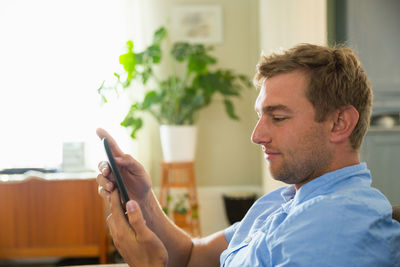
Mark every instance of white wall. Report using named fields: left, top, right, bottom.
left=258, top=0, right=327, bottom=193
left=259, top=0, right=327, bottom=53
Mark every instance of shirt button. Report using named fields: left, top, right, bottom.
left=244, top=236, right=252, bottom=243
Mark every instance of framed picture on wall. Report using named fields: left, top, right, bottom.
left=170, top=5, right=223, bottom=44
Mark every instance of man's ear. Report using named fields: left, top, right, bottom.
left=330, top=105, right=359, bottom=144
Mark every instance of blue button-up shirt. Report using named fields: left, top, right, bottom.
left=221, top=163, right=400, bottom=266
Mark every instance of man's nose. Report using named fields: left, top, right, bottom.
left=251, top=119, right=270, bottom=145
left=251, top=124, right=259, bottom=144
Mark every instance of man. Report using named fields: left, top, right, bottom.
left=96, top=44, right=400, bottom=266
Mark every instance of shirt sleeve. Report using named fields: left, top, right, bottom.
left=224, top=221, right=240, bottom=244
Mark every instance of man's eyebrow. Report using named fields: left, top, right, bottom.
left=262, top=105, right=292, bottom=113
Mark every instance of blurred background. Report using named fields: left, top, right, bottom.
left=0, top=0, right=399, bottom=265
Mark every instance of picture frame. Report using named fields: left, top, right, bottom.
left=170, top=5, right=223, bottom=44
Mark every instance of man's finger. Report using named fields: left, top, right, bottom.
left=96, top=173, right=114, bottom=190
left=106, top=213, right=115, bottom=236
left=96, top=128, right=124, bottom=156
left=110, top=189, right=124, bottom=216
left=98, top=185, right=112, bottom=201
left=109, top=188, right=130, bottom=231
left=115, top=154, right=141, bottom=169
left=98, top=161, right=110, bottom=175
left=126, top=200, right=150, bottom=241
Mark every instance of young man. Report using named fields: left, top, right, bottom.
left=96, top=44, right=400, bottom=266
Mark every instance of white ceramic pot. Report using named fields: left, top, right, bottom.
left=160, top=125, right=197, bottom=162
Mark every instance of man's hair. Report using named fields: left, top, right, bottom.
left=254, top=43, right=373, bottom=150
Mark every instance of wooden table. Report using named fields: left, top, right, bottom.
left=0, top=175, right=108, bottom=263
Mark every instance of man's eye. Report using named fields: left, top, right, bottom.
left=272, top=116, right=286, bottom=122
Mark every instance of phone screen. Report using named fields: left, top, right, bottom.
left=102, top=137, right=130, bottom=209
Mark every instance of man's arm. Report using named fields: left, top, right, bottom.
left=99, top=171, right=228, bottom=266
left=141, top=192, right=228, bottom=266
left=139, top=190, right=229, bottom=267
left=96, top=128, right=228, bottom=266
left=188, top=231, right=228, bottom=267
left=100, top=174, right=228, bottom=266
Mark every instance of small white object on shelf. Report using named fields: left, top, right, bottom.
left=375, top=115, right=396, bottom=128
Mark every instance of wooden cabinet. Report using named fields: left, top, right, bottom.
left=361, top=128, right=400, bottom=205
left=0, top=177, right=108, bottom=263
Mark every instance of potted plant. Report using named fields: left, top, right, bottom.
left=172, top=193, right=189, bottom=228
left=98, top=26, right=251, bottom=161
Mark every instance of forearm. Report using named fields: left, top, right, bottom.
left=140, top=190, right=193, bottom=267
left=187, top=231, right=227, bottom=267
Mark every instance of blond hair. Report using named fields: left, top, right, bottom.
left=254, top=44, right=372, bottom=150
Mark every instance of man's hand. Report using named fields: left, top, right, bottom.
left=107, top=188, right=168, bottom=267
left=96, top=128, right=152, bottom=204
left=95, top=128, right=226, bottom=267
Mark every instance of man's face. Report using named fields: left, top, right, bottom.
left=251, top=70, right=333, bottom=188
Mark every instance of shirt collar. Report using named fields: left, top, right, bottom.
left=281, top=185, right=296, bottom=202
left=280, top=163, right=371, bottom=204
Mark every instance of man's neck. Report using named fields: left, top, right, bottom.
left=295, top=151, right=360, bottom=190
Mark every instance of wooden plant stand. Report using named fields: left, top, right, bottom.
left=159, top=161, right=201, bottom=237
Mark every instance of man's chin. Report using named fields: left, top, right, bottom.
left=268, top=168, right=285, bottom=183
left=269, top=167, right=297, bottom=185
left=267, top=163, right=279, bottom=178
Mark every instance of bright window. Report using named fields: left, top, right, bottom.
left=0, top=0, right=137, bottom=171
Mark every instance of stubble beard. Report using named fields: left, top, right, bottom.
left=271, top=152, right=331, bottom=185
left=270, top=129, right=332, bottom=186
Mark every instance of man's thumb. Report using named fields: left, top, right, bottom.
left=126, top=200, right=148, bottom=240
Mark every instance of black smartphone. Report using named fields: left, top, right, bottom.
left=102, top=137, right=130, bottom=209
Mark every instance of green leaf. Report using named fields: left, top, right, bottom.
left=141, top=90, right=160, bottom=109
left=217, top=80, right=240, bottom=96
left=191, top=94, right=205, bottom=108
left=126, top=40, right=134, bottom=51
left=171, top=42, right=191, bottom=62
left=135, top=52, right=144, bottom=64
left=195, top=73, right=218, bottom=95
left=120, top=110, right=143, bottom=139
left=120, top=104, right=139, bottom=127
left=238, top=74, right=252, bottom=87
left=188, top=53, right=216, bottom=74
left=191, top=44, right=205, bottom=54
left=147, top=45, right=162, bottom=64
left=188, top=56, right=207, bottom=73
left=141, top=67, right=153, bottom=84
left=119, top=53, right=135, bottom=71
left=128, top=118, right=143, bottom=139
left=119, top=44, right=137, bottom=82
left=122, top=80, right=131, bottom=88
left=120, top=116, right=134, bottom=128
left=153, top=27, right=167, bottom=45
left=224, top=99, right=239, bottom=120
